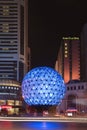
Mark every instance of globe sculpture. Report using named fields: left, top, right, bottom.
left=22, top=66, right=66, bottom=106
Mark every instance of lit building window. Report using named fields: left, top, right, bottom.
left=3, top=23, right=8, bottom=26
left=3, top=6, right=9, bottom=16
left=65, top=47, right=67, bottom=50
left=3, top=29, right=9, bottom=32
left=2, top=48, right=9, bottom=50
left=65, top=43, right=67, bottom=46
left=3, top=6, right=9, bottom=9
left=15, top=101, right=19, bottom=105
left=3, top=23, right=9, bottom=33
left=65, top=54, right=67, bottom=58
left=65, top=51, right=68, bottom=54
left=3, top=10, right=9, bottom=16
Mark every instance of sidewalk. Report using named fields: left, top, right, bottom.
left=0, top=116, right=87, bottom=122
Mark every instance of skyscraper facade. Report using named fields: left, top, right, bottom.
left=0, top=0, right=29, bottom=82
left=80, top=23, right=87, bottom=82
left=55, top=37, right=80, bottom=83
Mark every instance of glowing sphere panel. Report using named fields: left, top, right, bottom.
left=22, top=66, right=66, bottom=105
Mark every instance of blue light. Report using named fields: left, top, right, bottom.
left=21, top=122, right=66, bottom=129
left=22, top=66, right=66, bottom=105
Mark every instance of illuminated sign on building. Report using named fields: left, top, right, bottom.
left=0, top=105, right=12, bottom=109
left=62, top=37, right=79, bottom=40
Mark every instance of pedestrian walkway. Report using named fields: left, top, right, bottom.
left=0, top=116, right=87, bottom=122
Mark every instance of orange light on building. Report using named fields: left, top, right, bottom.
left=56, top=37, right=80, bottom=83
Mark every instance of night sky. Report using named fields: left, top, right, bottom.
left=28, top=0, right=87, bottom=68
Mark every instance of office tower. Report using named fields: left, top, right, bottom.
left=56, top=37, right=80, bottom=83
left=0, top=0, right=29, bottom=82
left=80, top=23, right=87, bottom=82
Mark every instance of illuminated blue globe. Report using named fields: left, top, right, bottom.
left=22, top=66, right=66, bottom=105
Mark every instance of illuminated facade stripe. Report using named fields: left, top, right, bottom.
left=56, top=37, right=80, bottom=83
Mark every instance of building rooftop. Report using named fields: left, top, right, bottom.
left=66, top=79, right=80, bottom=84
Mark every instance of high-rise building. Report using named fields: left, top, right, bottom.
left=80, top=23, right=87, bottom=82
left=0, top=0, right=30, bottom=82
left=55, top=37, right=80, bottom=83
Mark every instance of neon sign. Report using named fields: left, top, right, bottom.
left=62, top=37, right=79, bottom=40
left=1, top=105, right=12, bottom=109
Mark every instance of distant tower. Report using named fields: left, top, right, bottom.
left=0, top=0, right=30, bottom=82
left=80, top=24, right=87, bottom=82
left=55, top=37, right=80, bottom=83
